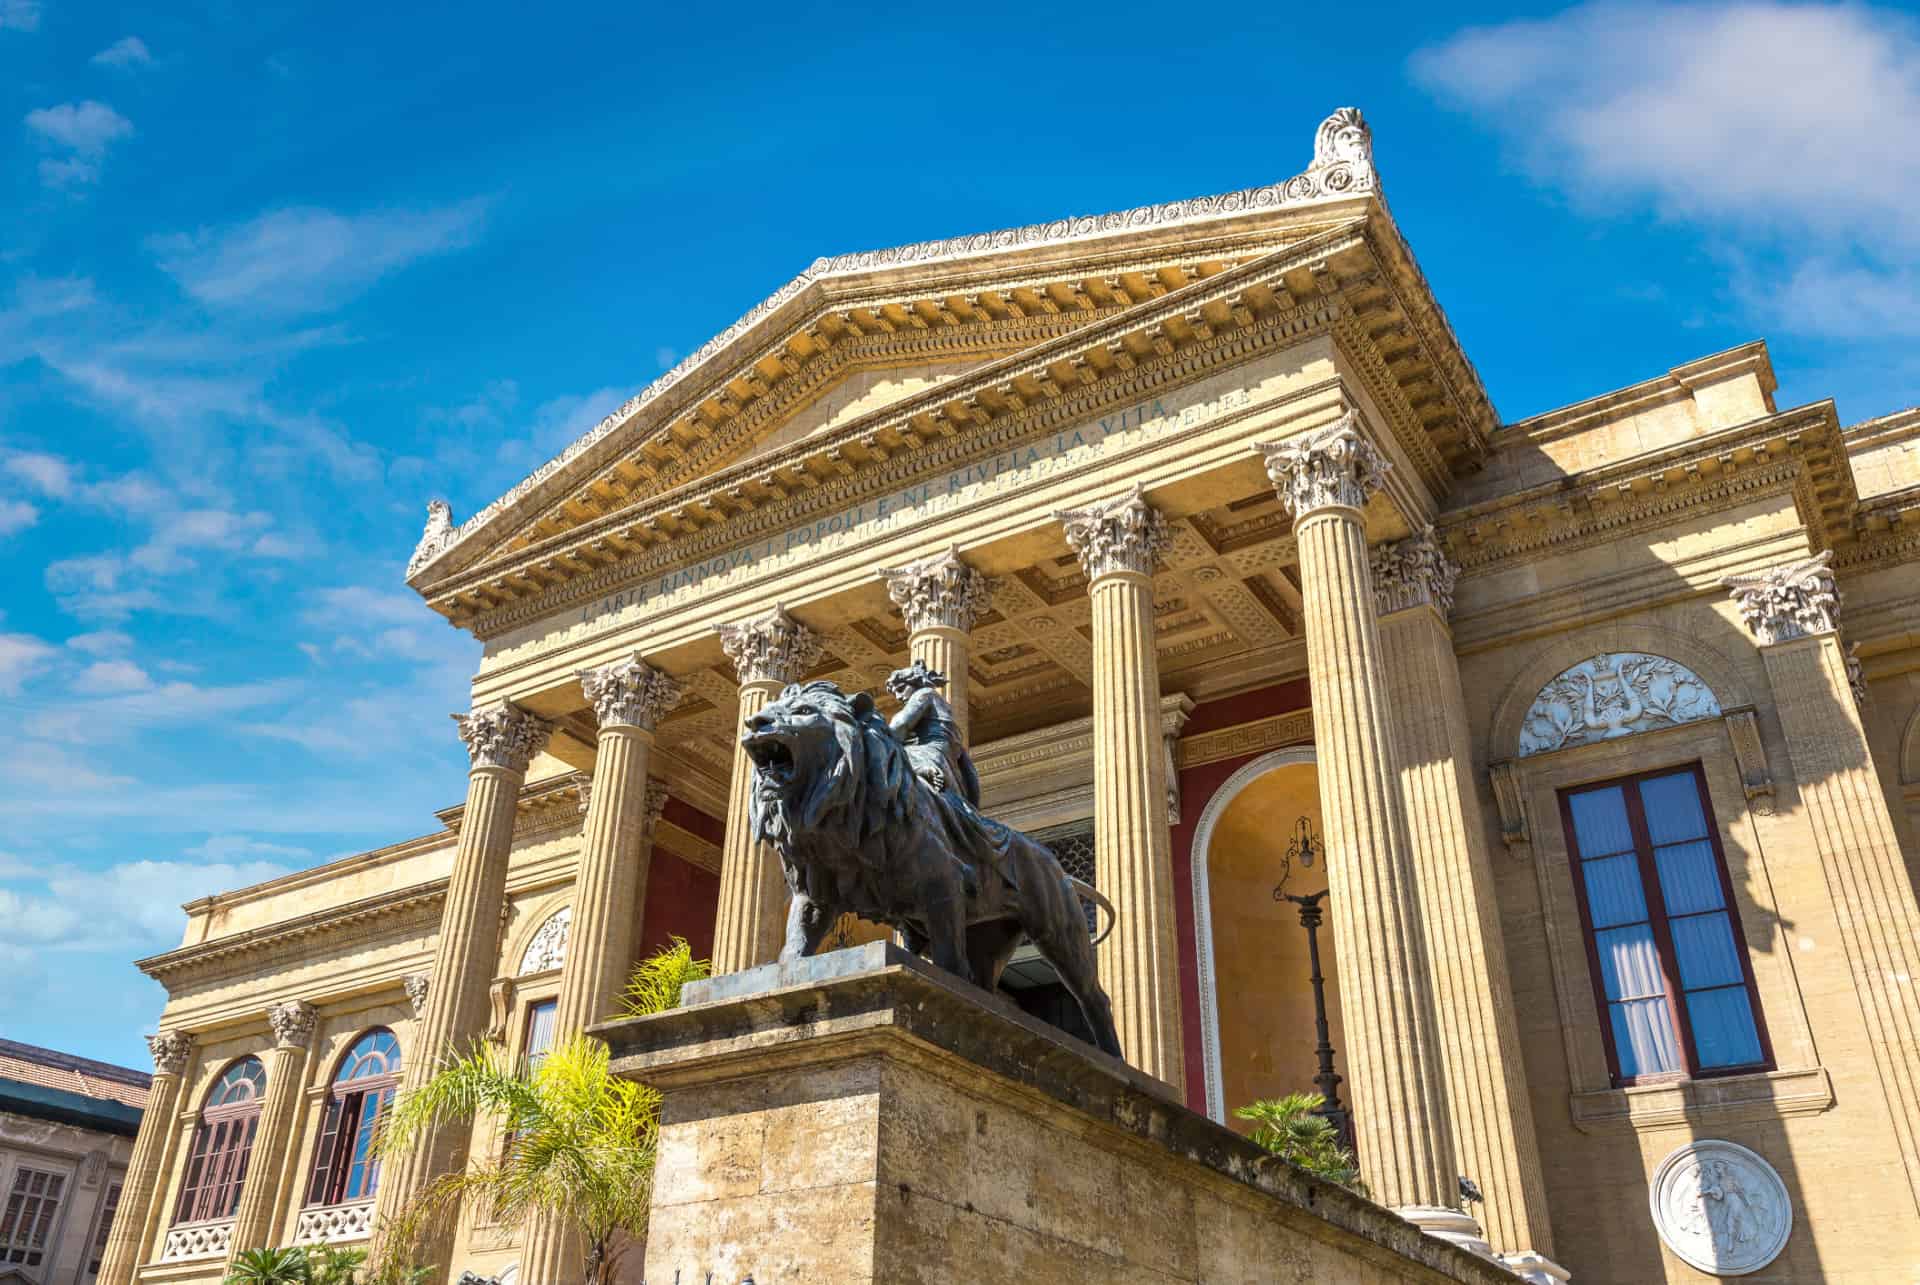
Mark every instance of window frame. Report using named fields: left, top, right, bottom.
left=1559, top=761, right=1775, bottom=1087
left=305, top=1029, right=401, bottom=1209
left=87, top=1178, right=121, bottom=1275
left=0, top=1161, right=70, bottom=1269
left=173, top=1057, right=266, bottom=1226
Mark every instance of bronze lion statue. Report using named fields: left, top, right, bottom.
left=743, top=679, right=1122, bottom=1057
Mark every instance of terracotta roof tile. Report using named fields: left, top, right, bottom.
left=0, top=1039, right=150, bottom=1110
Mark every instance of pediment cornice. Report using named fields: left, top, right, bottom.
left=409, top=108, right=1498, bottom=602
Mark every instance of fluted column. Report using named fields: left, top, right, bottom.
left=230, top=1001, right=316, bottom=1254
left=521, top=661, right=679, bottom=1285
left=376, top=701, right=550, bottom=1242
left=1373, top=529, right=1559, bottom=1272
left=97, top=1031, right=194, bottom=1285
left=1056, top=485, right=1185, bottom=1092
left=1728, top=552, right=1920, bottom=1216
left=1255, top=414, right=1460, bottom=1223
left=711, top=606, right=823, bottom=972
left=879, top=546, right=998, bottom=741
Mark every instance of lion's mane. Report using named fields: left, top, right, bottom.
left=748, top=681, right=916, bottom=866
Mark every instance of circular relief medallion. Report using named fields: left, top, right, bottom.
left=1649, top=1139, right=1792, bottom=1276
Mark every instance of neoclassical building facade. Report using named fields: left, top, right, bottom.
left=103, top=109, right=1920, bottom=1284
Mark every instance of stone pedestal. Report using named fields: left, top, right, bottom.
left=595, top=943, right=1519, bottom=1285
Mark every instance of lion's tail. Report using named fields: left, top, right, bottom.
left=1068, top=875, right=1116, bottom=947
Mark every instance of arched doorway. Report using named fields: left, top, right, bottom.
left=1190, top=748, right=1345, bottom=1127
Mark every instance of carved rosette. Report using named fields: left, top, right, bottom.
left=1055, top=484, right=1171, bottom=580
left=266, top=999, right=318, bottom=1050
left=1254, top=411, right=1391, bottom=519
left=716, top=604, right=823, bottom=686
left=578, top=655, right=683, bottom=731
left=147, top=1030, right=194, bottom=1077
left=1724, top=551, right=1840, bottom=645
left=401, top=973, right=430, bottom=1019
left=878, top=546, right=999, bottom=633
left=452, top=701, right=553, bottom=773
left=406, top=499, right=456, bottom=578
left=1370, top=526, right=1459, bottom=617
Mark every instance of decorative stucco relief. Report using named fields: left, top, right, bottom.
left=1517, top=653, right=1722, bottom=757
left=1650, top=1140, right=1792, bottom=1276
left=519, top=906, right=570, bottom=975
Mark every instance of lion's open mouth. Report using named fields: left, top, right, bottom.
left=742, top=731, right=797, bottom=784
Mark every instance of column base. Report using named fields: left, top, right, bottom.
left=1500, top=1250, right=1572, bottom=1283
left=1398, top=1206, right=1495, bottom=1259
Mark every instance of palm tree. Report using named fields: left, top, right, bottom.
left=1233, top=1092, right=1366, bottom=1194
left=225, top=1248, right=311, bottom=1285
left=374, top=938, right=709, bottom=1284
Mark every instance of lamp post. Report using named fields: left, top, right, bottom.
left=1283, top=889, right=1353, bottom=1151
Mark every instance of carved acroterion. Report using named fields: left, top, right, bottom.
left=878, top=546, right=999, bottom=633
left=1055, top=484, right=1171, bottom=580
left=1371, top=526, right=1459, bottom=618
left=578, top=655, right=683, bottom=731
left=266, top=999, right=318, bottom=1050
left=716, top=604, right=824, bottom=687
left=1724, top=551, right=1840, bottom=645
left=1254, top=411, right=1391, bottom=519
left=452, top=701, right=552, bottom=773
left=406, top=499, right=456, bottom=579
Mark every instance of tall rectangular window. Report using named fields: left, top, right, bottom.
left=1562, top=764, right=1770, bottom=1085
left=523, top=999, right=558, bottom=1072
left=0, top=1166, right=66, bottom=1267
left=88, top=1180, right=121, bottom=1274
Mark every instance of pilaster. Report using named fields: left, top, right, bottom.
left=230, top=1001, right=317, bottom=1254
left=1255, top=414, right=1461, bottom=1221
left=879, top=546, right=998, bottom=740
left=1372, top=527, right=1557, bottom=1263
left=711, top=606, right=823, bottom=972
left=1056, top=484, right=1185, bottom=1091
left=1727, top=552, right=1920, bottom=1215
left=376, top=700, right=551, bottom=1249
left=96, top=1030, right=193, bottom=1285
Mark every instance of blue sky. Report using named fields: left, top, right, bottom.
left=3, top=1, right=1916, bottom=1068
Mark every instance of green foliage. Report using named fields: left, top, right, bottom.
left=373, top=940, right=709, bottom=1285
left=1233, top=1092, right=1366, bottom=1194
left=618, top=935, right=709, bottom=1018
left=224, top=1248, right=311, bottom=1285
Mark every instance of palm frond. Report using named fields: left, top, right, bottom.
left=618, top=936, right=709, bottom=1017
left=1233, top=1092, right=1366, bottom=1194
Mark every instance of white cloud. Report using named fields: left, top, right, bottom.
left=185, top=834, right=313, bottom=863
left=0, top=499, right=36, bottom=536
left=0, top=0, right=39, bottom=32
left=1411, top=2, right=1920, bottom=339
left=0, top=633, right=55, bottom=694
left=91, top=36, right=151, bottom=68
left=24, top=677, right=296, bottom=742
left=152, top=201, right=487, bottom=314
left=73, top=658, right=152, bottom=694
left=0, top=858, right=295, bottom=957
left=67, top=629, right=133, bottom=655
left=24, top=101, right=133, bottom=189
left=4, top=449, right=75, bottom=496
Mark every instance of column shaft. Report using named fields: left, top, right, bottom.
left=229, top=1039, right=310, bottom=1252
left=909, top=626, right=971, bottom=741
left=712, top=678, right=787, bottom=971
left=377, top=701, right=547, bottom=1247
left=1378, top=590, right=1554, bottom=1256
left=96, top=1034, right=192, bottom=1285
left=553, top=739, right=661, bottom=1035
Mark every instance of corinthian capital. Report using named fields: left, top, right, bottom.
left=1370, top=526, right=1459, bottom=618
left=1254, top=411, right=1391, bottom=519
left=452, top=701, right=553, bottom=773
left=1055, top=484, right=1171, bottom=580
left=878, top=546, right=999, bottom=633
left=1724, top=551, right=1839, bottom=645
left=578, top=655, right=683, bottom=731
left=716, top=604, right=823, bottom=686
left=267, top=999, right=318, bottom=1050
left=147, top=1030, right=194, bottom=1077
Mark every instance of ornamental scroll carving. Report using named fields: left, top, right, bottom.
left=267, top=999, right=318, bottom=1049
left=879, top=546, right=999, bottom=633
left=147, top=1030, right=194, bottom=1076
left=519, top=906, right=570, bottom=975
left=1371, top=526, right=1458, bottom=618
left=716, top=604, right=823, bottom=686
left=1724, top=551, right=1839, bottom=645
left=1650, top=1140, right=1792, bottom=1276
left=1055, top=484, right=1171, bottom=579
left=1254, top=411, right=1391, bottom=518
left=1722, top=708, right=1776, bottom=816
left=578, top=655, right=683, bottom=731
left=402, top=973, right=430, bottom=1019
left=453, top=701, right=553, bottom=773
left=1518, top=653, right=1722, bottom=757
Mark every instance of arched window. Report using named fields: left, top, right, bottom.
left=305, top=1030, right=401, bottom=1207
left=174, top=1059, right=266, bottom=1225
